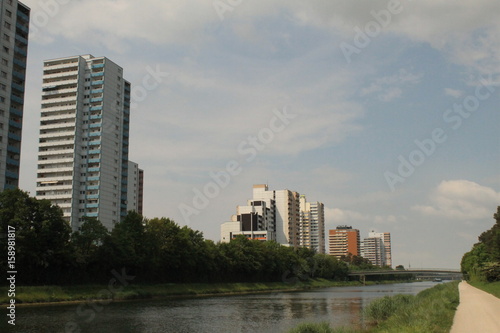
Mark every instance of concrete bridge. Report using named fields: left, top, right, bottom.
left=348, top=268, right=463, bottom=283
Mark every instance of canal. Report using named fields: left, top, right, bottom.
left=11, top=281, right=438, bottom=333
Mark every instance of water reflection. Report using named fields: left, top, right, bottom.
left=8, top=282, right=437, bottom=333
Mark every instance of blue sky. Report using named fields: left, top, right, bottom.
left=19, top=0, right=499, bottom=268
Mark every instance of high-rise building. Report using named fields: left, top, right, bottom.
left=252, top=184, right=300, bottom=247
left=328, top=226, right=360, bottom=258
left=36, top=55, right=131, bottom=231
left=362, top=231, right=392, bottom=267
left=299, top=195, right=325, bottom=254
left=221, top=184, right=302, bottom=247
left=0, top=0, right=29, bottom=191
left=127, top=161, right=143, bottom=215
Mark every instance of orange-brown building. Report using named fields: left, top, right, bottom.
left=328, top=226, right=360, bottom=258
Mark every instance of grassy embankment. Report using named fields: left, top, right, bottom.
left=289, top=281, right=460, bottom=333
left=469, top=280, right=500, bottom=298
left=1, top=279, right=388, bottom=305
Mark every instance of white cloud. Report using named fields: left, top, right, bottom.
left=361, top=69, right=422, bottom=102
left=444, top=88, right=464, bottom=98
left=412, top=180, right=500, bottom=220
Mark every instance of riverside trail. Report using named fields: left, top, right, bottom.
left=450, top=281, right=500, bottom=333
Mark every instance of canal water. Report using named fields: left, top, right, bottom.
left=8, top=281, right=437, bottom=333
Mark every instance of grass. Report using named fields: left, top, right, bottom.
left=469, top=280, right=500, bottom=298
left=288, top=281, right=460, bottom=333
left=288, top=322, right=360, bottom=333
left=1, top=279, right=375, bottom=305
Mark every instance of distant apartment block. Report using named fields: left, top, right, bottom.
left=299, top=195, right=325, bottom=254
left=221, top=184, right=323, bottom=251
left=0, top=0, right=29, bottom=190
left=328, top=226, right=360, bottom=258
left=36, top=55, right=131, bottom=231
left=127, top=161, right=143, bottom=215
left=361, top=231, right=392, bottom=267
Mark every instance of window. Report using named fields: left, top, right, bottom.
left=6, top=10, right=12, bottom=18
left=1, top=58, right=8, bottom=65
left=0, top=84, right=5, bottom=91
left=3, top=34, right=9, bottom=42
left=2, top=47, right=8, bottom=54
left=4, top=22, right=11, bottom=30
left=1, top=71, right=6, bottom=78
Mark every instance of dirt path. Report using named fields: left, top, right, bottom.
left=450, top=281, right=500, bottom=333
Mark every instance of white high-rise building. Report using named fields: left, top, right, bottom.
left=253, top=184, right=300, bottom=247
left=36, top=55, right=131, bottom=231
left=299, top=195, right=325, bottom=253
left=0, top=0, right=29, bottom=191
left=361, top=231, right=392, bottom=267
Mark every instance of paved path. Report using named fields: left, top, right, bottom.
left=450, top=281, right=500, bottom=333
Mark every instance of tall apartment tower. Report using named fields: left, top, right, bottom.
left=363, top=231, right=392, bottom=267
left=299, top=195, right=325, bottom=254
left=328, top=226, right=360, bottom=258
left=253, top=184, right=300, bottom=247
left=221, top=184, right=301, bottom=247
left=36, top=55, right=131, bottom=231
left=127, top=161, right=143, bottom=215
left=0, top=0, right=29, bottom=191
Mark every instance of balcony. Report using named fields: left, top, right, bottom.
left=89, top=123, right=101, bottom=129
left=89, top=132, right=101, bottom=137
left=85, top=203, right=99, bottom=209
left=14, top=46, right=27, bottom=57
left=11, top=82, right=24, bottom=93
left=11, top=95, right=24, bottom=104
left=91, top=80, right=104, bottom=85
left=17, top=11, right=29, bottom=22
left=5, top=170, right=19, bottom=180
left=86, top=185, right=99, bottom=191
left=92, top=64, right=104, bottom=69
left=9, top=108, right=23, bottom=117
left=89, top=106, right=102, bottom=111
left=8, top=132, right=21, bottom=141
left=86, top=194, right=99, bottom=200
left=15, top=34, right=28, bottom=45
left=88, top=140, right=101, bottom=146
left=16, top=22, right=29, bottom=34
left=91, top=72, right=104, bottom=78
left=90, top=97, right=103, bottom=103
left=7, top=158, right=20, bottom=167
left=87, top=176, right=100, bottom=181
left=13, top=58, right=26, bottom=69
left=12, top=71, right=25, bottom=80
left=9, top=119, right=22, bottom=129
left=88, top=167, right=100, bottom=172
left=7, top=145, right=21, bottom=154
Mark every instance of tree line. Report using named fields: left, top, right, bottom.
left=0, top=189, right=350, bottom=285
left=461, top=206, right=500, bottom=282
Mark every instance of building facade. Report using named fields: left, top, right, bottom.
left=127, top=160, right=143, bottom=215
left=299, top=195, right=325, bottom=254
left=221, top=184, right=304, bottom=247
left=328, top=226, right=360, bottom=258
left=362, top=231, right=392, bottom=267
left=36, top=55, right=131, bottom=231
left=0, top=0, right=29, bottom=190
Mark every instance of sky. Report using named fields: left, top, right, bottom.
left=18, top=0, right=500, bottom=269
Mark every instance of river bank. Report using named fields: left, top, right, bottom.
left=290, top=281, right=460, bottom=333
left=1, top=278, right=412, bottom=306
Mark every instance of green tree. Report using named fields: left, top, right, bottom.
left=0, top=189, right=73, bottom=285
